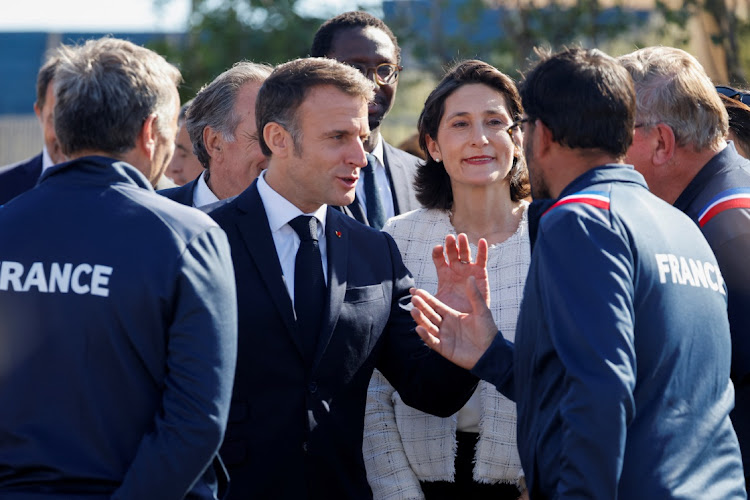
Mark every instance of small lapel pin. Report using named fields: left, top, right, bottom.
left=335, top=230, right=342, bottom=238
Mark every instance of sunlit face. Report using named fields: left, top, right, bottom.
left=327, top=26, right=398, bottom=135
left=213, top=81, right=266, bottom=196
left=268, top=85, right=369, bottom=213
left=166, top=122, right=204, bottom=185
left=35, top=80, right=65, bottom=164
left=427, top=84, right=518, bottom=190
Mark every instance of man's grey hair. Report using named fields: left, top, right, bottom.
left=186, top=61, right=273, bottom=169
left=618, top=46, right=728, bottom=151
left=53, top=37, right=181, bottom=157
left=36, top=52, right=60, bottom=110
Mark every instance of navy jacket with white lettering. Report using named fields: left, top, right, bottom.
left=473, top=165, right=746, bottom=499
left=673, top=142, right=750, bottom=481
left=0, top=156, right=238, bottom=499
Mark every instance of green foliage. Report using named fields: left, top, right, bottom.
left=149, top=0, right=327, bottom=102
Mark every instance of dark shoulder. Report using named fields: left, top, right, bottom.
left=0, top=153, right=42, bottom=176
left=157, top=179, right=196, bottom=206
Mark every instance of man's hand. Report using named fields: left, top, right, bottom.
left=433, top=233, right=490, bottom=313
left=410, top=276, right=497, bottom=370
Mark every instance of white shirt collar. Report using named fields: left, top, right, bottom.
left=370, top=133, right=385, bottom=170
left=192, top=171, right=220, bottom=208
left=256, top=170, right=328, bottom=234
left=41, top=146, right=55, bottom=172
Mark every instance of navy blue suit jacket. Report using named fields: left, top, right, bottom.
left=0, top=153, right=43, bottom=205
left=158, top=175, right=200, bottom=206
left=208, top=181, right=476, bottom=499
left=341, top=141, right=421, bottom=225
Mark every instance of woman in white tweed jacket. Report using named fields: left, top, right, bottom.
left=363, top=60, right=531, bottom=500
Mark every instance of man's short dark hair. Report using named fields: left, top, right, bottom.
left=256, top=57, right=375, bottom=157
left=416, top=59, right=530, bottom=210
left=36, top=53, right=60, bottom=110
left=520, top=47, right=635, bottom=159
left=310, top=11, right=401, bottom=62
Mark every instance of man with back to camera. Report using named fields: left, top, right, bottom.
left=311, top=11, right=421, bottom=229
left=159, top=61, right=272, bottom=207
left=0, top=37, right=238, bottom=499
left=619, top=47, right=750, bottom=486
left=207, top=57, right=478, bottom=499
left=0, top=53, right=66, bottom=204
left=407, top=47, right=747, bottom=499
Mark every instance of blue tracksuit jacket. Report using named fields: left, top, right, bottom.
left=473, top=164, right=746, bottom=499
left=0, top=156, right=238, bottom=499
left=673, top=142, right=750, bottom=481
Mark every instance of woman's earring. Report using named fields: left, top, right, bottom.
left=434, top=157, right=441, bottom=163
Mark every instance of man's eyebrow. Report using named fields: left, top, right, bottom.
left=175, top=144, right=191, bottom=152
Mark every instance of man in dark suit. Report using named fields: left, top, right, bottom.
left=0, top=37, right=237, bottom=499
left=159, top=62, right=272, bottom=207
left=208, top=58, right=478, bottom=499
left=311, top=11, right=421, bottom=228
left=0, top=54, right=66, bottom=205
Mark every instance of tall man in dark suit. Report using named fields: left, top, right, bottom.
left=0, top=54, right=66, bottom=204
left=208, top=57, right=477, bottom=499
left=0, top=37, right=237, bottom=499
left=311, top=11, right=421, bottom=228
left=159, top=62, right=272, bottom=207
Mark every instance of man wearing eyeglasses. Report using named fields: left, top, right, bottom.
left=311, top=11, right=421, bottom=230
left=620, top=46, right=750, bottom=487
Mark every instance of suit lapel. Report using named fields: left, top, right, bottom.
left=382, top=142, right=405, bottom=214
left=313, top=207, right=349, bottom=370
left=347, top=195, right=368, bottom=226
left=235, top=184, right=303, bottom=355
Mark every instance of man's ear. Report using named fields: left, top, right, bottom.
left=534, top=119, right=554, bottom=158
left=263, top=122, right=291, bottom=158
left=652, top=123, right=677, bottom=166
left=204, top=126, right=224, bottom=162
left=136, top=113, right=158, bottom=159
left=33, top=102, right=42, bottom=121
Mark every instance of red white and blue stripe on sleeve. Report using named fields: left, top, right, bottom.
left=698, top=188, right=750, bottom=227
left=543, top=190, right=611, bottom=217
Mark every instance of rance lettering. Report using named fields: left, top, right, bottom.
left=0, top=261, right=113, bottom=297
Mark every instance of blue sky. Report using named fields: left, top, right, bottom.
left=0, top=0, right=380, bottom=32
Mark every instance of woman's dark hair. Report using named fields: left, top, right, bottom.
left=720, top=93, right=750, bottom=157
left=415, top=60, right=529, bottom=210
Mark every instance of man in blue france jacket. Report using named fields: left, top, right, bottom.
left=0, top=38, right=237, bottom=499
left=619, top=47, right=750, bottom=486
left=409, top=48, right=747, bottom=499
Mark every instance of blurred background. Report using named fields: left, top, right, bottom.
left=2, top=0, right=749, bottom=164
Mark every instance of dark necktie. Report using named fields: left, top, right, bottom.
left=362, top=153, right=386, bottom=230
left=288, top=215, right=326, bottom=358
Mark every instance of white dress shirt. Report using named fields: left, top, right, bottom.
left=41, top=146, right=56, bottom=172
left=355, top=135, right=395, bottom=220
left=193, top=171, right=220, bottom=208
left=256, top=171, right=328, bottom=306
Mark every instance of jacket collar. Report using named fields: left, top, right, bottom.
left=528, top=164, right=645, bottom=251
left=39, top=155, right=153, bottom=191
left=673, top=142, right=745, bottom=212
